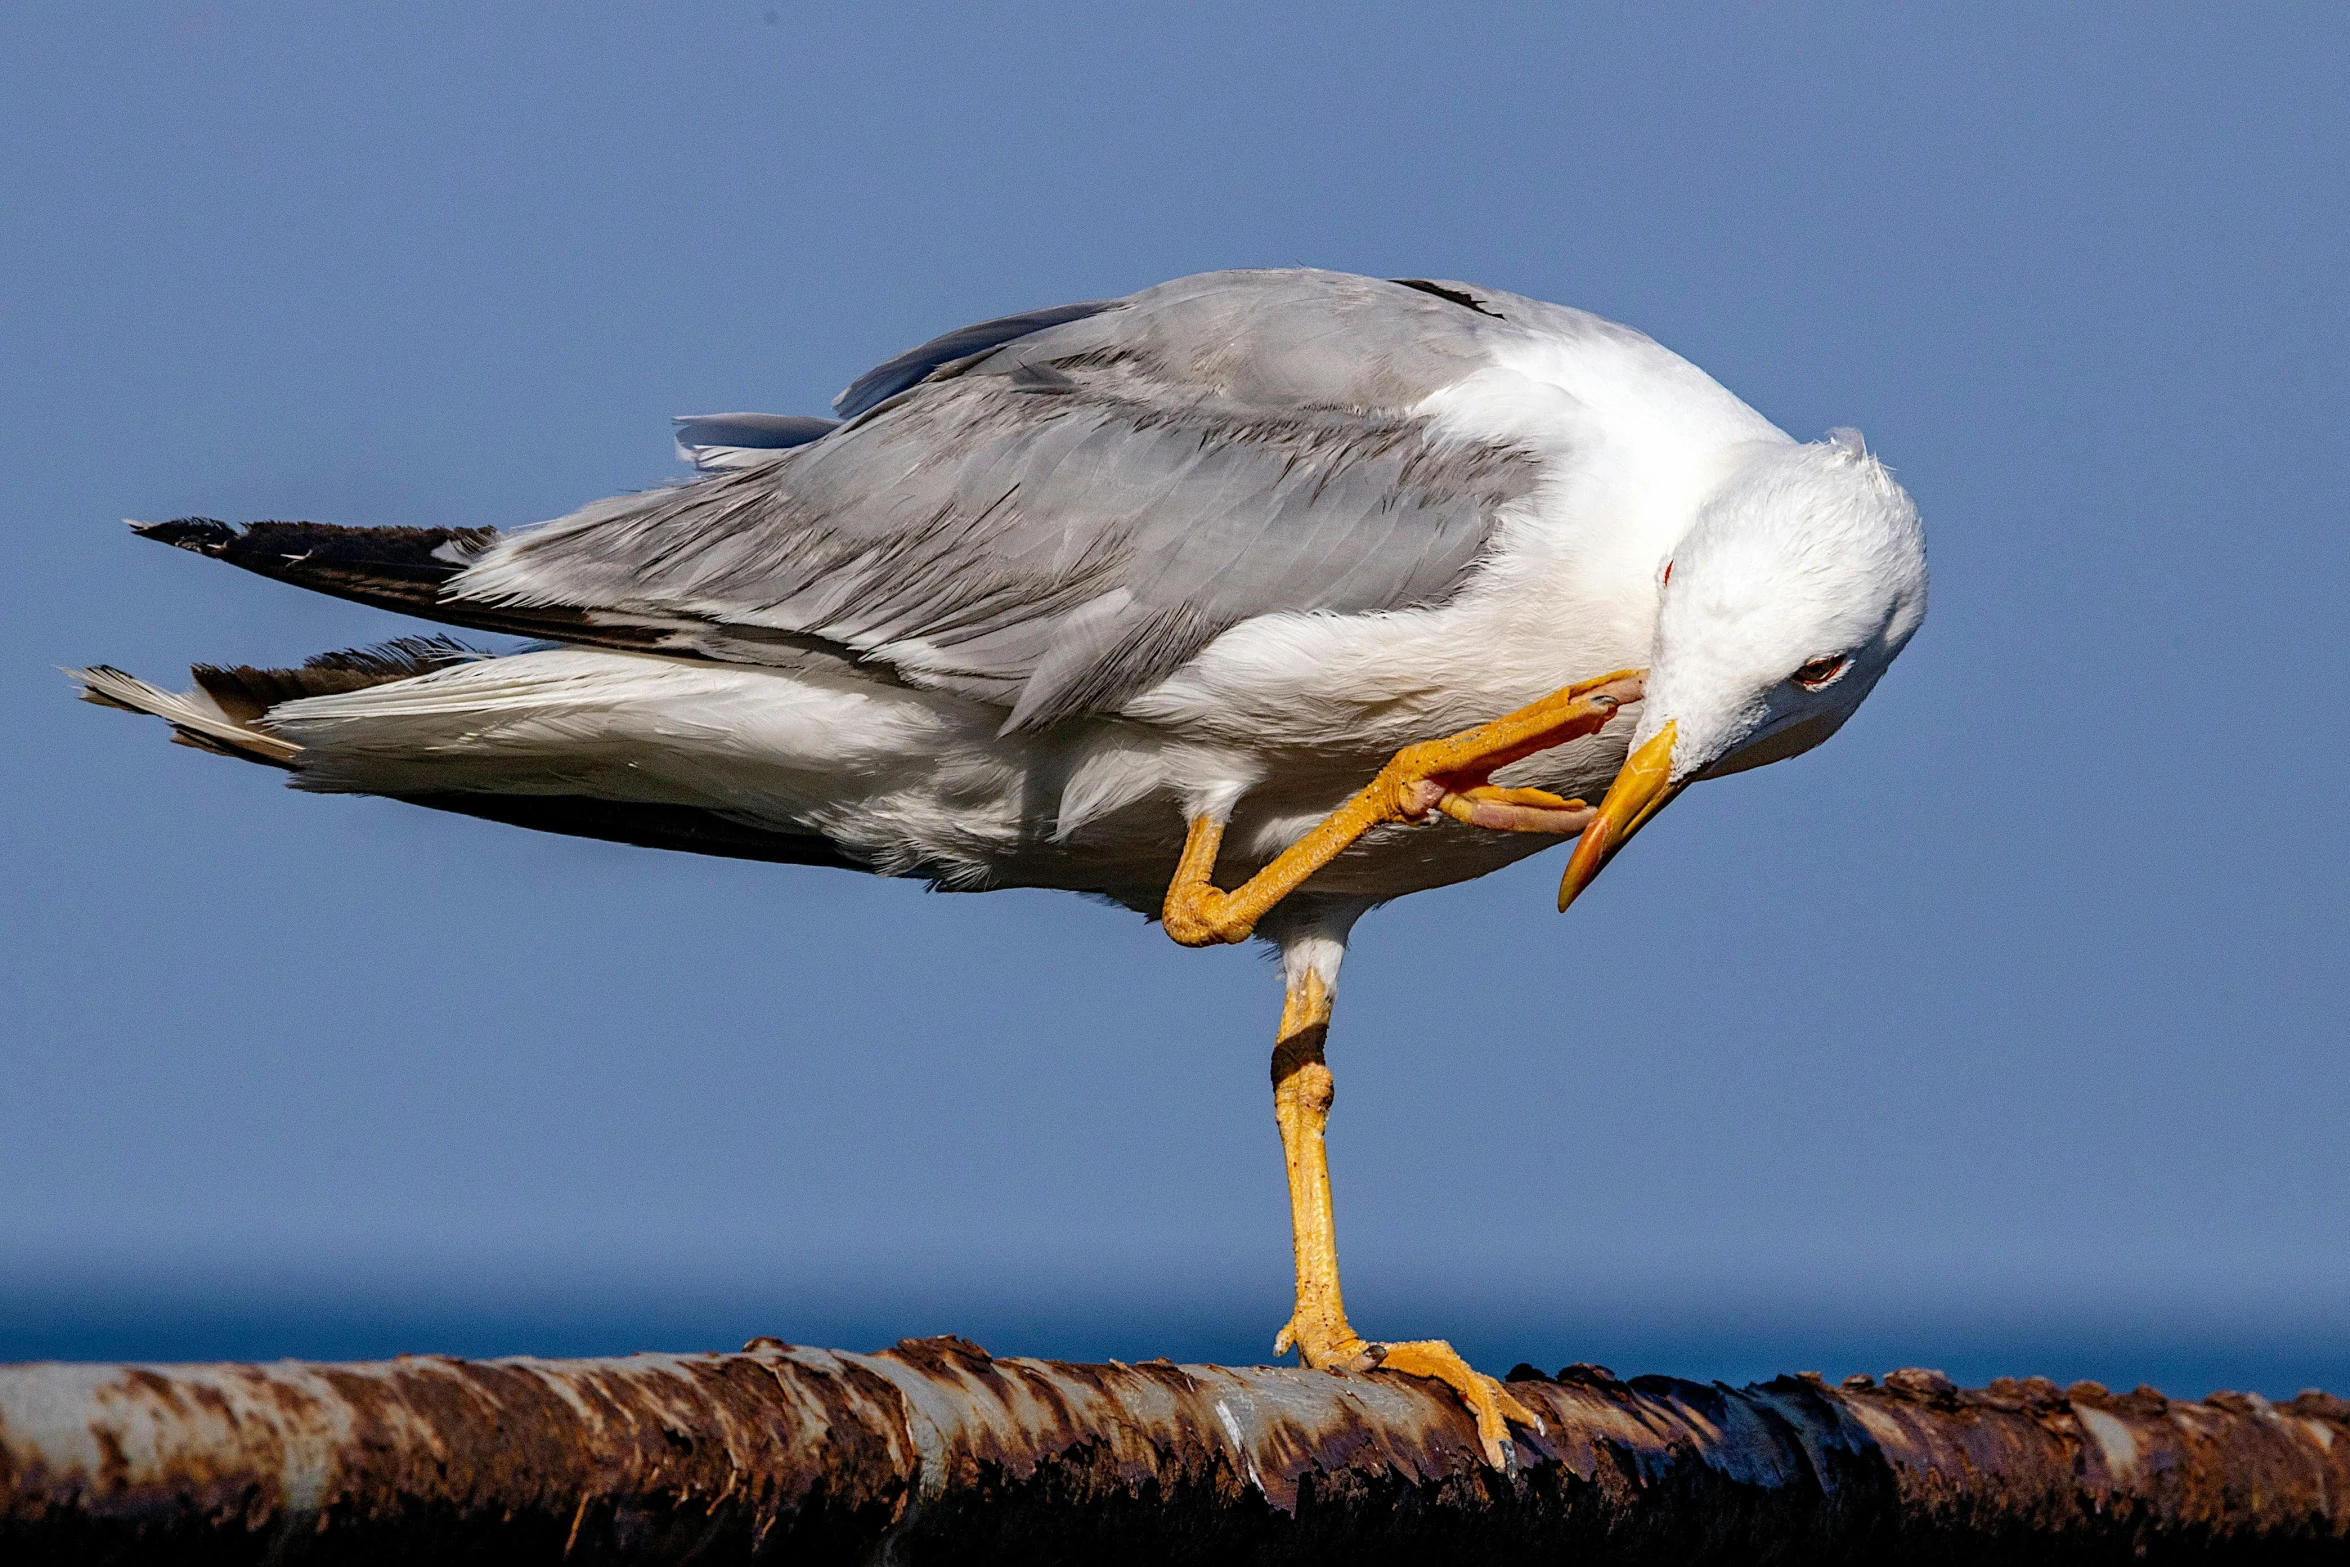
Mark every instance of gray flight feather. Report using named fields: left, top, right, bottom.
left=456, top=269, right=1549, bottom=731
left=833, top=300, right=1120, bottom=420
left=673, top=413, right=842, bottom=473
left=672, top=413, right=840, bottom=450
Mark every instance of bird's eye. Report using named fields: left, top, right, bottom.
left=1793, top=655, right=1850, bottom=690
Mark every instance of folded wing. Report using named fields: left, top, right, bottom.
left=452, top=269, right=1543, bottom=732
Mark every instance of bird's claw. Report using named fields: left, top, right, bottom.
left=1270, top=1235, right=1542, bottom=1469
left=1369, top=1338, right=1544, bottom=1469
left=1395, top=774, right=1594, bottom=836
left=1435, top=784, right=1594, bottom=835
left=1394, top=775, right=1453, bottom=821
left=1276, top=1321, right=1540, bottom=1468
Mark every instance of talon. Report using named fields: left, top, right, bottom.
left=1437, top=784, right=1597, bottom=835
left=1372, top=1338, right=1543, bottom=1469
left=1395, top=776, right=1450, bottom=821
left=1272, top=1319, right=1296, bottom=1357
left=1464, top=785, right=1583, bottom=810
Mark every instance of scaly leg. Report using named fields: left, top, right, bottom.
left=1267, top=970, right=1540, bottom=1467
left=1161, top=669, right=1643, bottom=947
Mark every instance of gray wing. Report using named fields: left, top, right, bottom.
left=831, top=299, right=1121, bottom=420
left=455, top=269, right=1541, bottom=731
left=672, top=413, right=841, bottom=472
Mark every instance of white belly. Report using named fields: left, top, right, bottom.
left=265, top=636, right=1643, bottom=917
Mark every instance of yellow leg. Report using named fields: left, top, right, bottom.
left=1266, top=971, right=1541, bottom=1468
left=1161, top=669, right=1643, bottom=946
left=1268, top=974, right=1359, bottom=1366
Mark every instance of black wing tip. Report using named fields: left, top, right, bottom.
left=400, top=792, right=874, bottom=873
left=1389, top=278, right=1507, bottom=319
left=131, top=516, right=239, bottom=553
left=299, top=632, right=486, bottom=676
left=132, top=516, right=500, bottom=569
left=187, top=633, right=485, bottom=687
left=189, top=634, right=488, bottom=723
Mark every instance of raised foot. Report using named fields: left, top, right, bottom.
left=1158, top=669, right=1643, bottom=947
left=1430, top=784, right=1594, bottom=835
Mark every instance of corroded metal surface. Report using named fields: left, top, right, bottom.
left=1, top=1337, right=2343, bottom=1563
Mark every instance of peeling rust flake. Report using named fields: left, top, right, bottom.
left=1, top=1349, right=2343, bottom=1562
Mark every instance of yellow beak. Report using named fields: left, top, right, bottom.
left=1558, top=720, right=1684, bottom=912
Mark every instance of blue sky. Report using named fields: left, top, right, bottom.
left=3, top=4, right=2344, bottom=1396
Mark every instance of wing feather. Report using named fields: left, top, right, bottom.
left=456, top=269, right=1542, bottom=730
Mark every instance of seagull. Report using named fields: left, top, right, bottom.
left=75, top=268, right=1927, bottom=1466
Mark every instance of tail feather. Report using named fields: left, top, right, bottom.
left=71, top=665, right=304, bottom=766
left=70, top=642, right=869, bottom=873
left=71, top=636, right=485, bottom=766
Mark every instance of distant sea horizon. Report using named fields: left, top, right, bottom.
left=5, top=1274, right=2340, bottom=1403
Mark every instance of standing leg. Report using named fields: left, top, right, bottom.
left=1269, top=965, right=1359, bottom=1367
left=1265, top=914, right=1540, bottom=1469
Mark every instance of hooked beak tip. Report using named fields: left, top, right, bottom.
left=1556, top=720, right=1680, bottom=913
left=1557, top=818, right=1610, bottom=912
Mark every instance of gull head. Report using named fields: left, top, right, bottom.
left=1560, top=429, right=1928, bottom=910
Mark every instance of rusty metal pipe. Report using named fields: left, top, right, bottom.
left=1, top=1338, right=2343, bottom=1563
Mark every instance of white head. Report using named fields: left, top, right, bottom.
left=1560, top=430, right=1927, bottom=907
